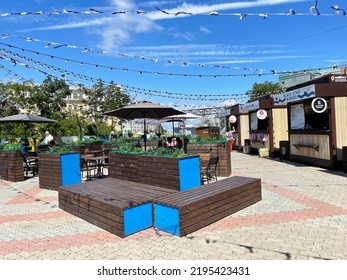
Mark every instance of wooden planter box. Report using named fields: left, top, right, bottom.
left=84, top=141, right=102, bottom=152
left=69, top=145, right=86, bottom=155
left=187, top=143, right=231, bottom=177
left=0, top=151, right=24, bottom=182
left=38, top=152, right=81, bottom=191
left=109, top=153, right=201, bottom=191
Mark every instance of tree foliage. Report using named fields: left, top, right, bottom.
left=81, top=79, right=131, bottom=136
left=0, top=77, right=131, bottom=139
left=248, top=81, right=284, bottom=100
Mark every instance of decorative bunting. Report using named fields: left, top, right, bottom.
left=0, top=47, right=249, bottom=105
left=1, top=41, right=344, bottom=80
left=0, top=3, right=345, bottom=18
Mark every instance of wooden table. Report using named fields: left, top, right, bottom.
left=84, top=155, right=109, bottom=179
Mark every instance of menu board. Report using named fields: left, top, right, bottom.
left=250, top=112, right=258, bottom=130
left=290, top=103, right=305, bottom=129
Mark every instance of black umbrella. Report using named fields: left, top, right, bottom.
left=103, top=101, right=185, bottom=150
left=0, top=113, right=57, bottom=140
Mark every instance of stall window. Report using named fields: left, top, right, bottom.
left=250, top=111, right=269, bottom=131
left=227, top=118, right=238, bottom=132
left=290, top=100, right=330, bottom=130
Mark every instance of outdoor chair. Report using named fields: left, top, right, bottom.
left=201, top=156, right=219, bottom=185
left=80, top=158, right=98, bottom=181
left=21, top=152, right=39, bottom=177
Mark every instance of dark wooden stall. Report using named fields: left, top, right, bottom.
left=274, top=72, right=347, bottom=169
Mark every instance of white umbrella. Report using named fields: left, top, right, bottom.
left=160, top=113, right=202, bottom=136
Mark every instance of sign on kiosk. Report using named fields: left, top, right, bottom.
left=257, top=109, right=267, bottom=120
left=311, top=97, right=327, bottom=113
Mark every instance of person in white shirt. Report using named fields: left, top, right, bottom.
left=43, top=131, right=54, bottom=144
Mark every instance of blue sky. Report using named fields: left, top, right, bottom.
left=1, top=0, right=347, bottom=110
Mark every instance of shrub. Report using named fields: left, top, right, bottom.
left=1, top=143, right=22, bottom=152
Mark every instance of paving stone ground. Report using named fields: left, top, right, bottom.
left=1, top=151, right=347, bottom=260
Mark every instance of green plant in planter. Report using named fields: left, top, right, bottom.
left=43, top=145, right=73, bottom=154
left=63, top=140, right=83, bottom=148
left=110, top=141, right=145, bottom=155
left=190, top=136, right=228, bottom=144
left=79, top=137, right=102, bottom=144
left=147, top=147, right=188, bottom=158
left=1, top=143, right=22, bottom=152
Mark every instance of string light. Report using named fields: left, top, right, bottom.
left=1, top=42, right=343, bottom=79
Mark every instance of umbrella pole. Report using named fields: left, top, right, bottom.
left=172, top=118, right=175, bottom=136
left=144, top=117, right=147, bottom=151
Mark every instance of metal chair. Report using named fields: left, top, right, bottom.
left=201, top=156, right=219, bottom=184
left=21, top=152, right=39, bottom=177
left=80, top=157, right=98, bottom=181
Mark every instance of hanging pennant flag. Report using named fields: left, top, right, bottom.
left=1, top=33, right=10, bottom=39
left=63, top=10, right=80, bottom=14
left=175, top=11, right=192, bottom=16
left=49, top=10, right=62, bottom=16
left=156, top=7, right=170, bottom=14
left=239, top=13, right=247, bottom=19
left=82, top=48, right=91, bottom=53
left=259, top=13, right=268, bottom=19
left=331, top=5, right=346, bottom=16
left=285, top=9, right=296, bottom=15
left=89, top=8, right=103, bottom=14
left=53, top=44, right=68, bottom=49
left=210, top=12, right=219, bottom=16
left=309, top=0, right=320, bottom=15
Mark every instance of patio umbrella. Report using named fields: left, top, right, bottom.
left=0, top=113, right=58, bottom=140
left=160, top=112, right=202, bottom=136
left=103, top=101, right=185, bottom=150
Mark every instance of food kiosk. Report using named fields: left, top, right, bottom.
left=273, top=72, right=347, bottom=169
left=240, top=94, right=288, bottom=156
left=228, top=104, right=250, bottom=151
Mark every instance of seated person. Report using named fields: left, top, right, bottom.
left=158, top=137, right=168, bottom=148
left=49, top=140, right=56, bottom=149
left=176, top=137, right=183, bottom=149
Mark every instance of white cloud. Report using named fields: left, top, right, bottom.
left=23, top=0, right=309, bottom=51
left=199, top=26, right=211, bottom=34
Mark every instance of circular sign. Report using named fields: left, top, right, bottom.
left=311, top=97, right=327, bottom=113
left=229, top=115, right=237, bottom=123
left=256, top=109, right=267, bottom=120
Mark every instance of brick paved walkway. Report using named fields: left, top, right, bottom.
left=1, top=151, right=346, bottom=260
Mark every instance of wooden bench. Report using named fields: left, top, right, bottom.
left=154, top=176, right=261, bottom=237
left=58, top=178, right=176, bottom=238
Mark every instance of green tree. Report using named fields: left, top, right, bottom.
left=248, top=81, right=284, bottom=100
left=29, top=76, right=71, bottom=119
left=82, top=79, right=131, bottom=136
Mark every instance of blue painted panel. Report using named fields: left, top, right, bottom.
left=178, top=156, right=201, bottom=191
left=124, top=203, right=152, bottom=236
left=154, top=204, right=180, bottom=236
left=61, top=153, right=81, bottom=187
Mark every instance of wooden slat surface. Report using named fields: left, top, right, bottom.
left=155, top=176, right=260, bottom=208
left=60, top=177, right=176, bottom=209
